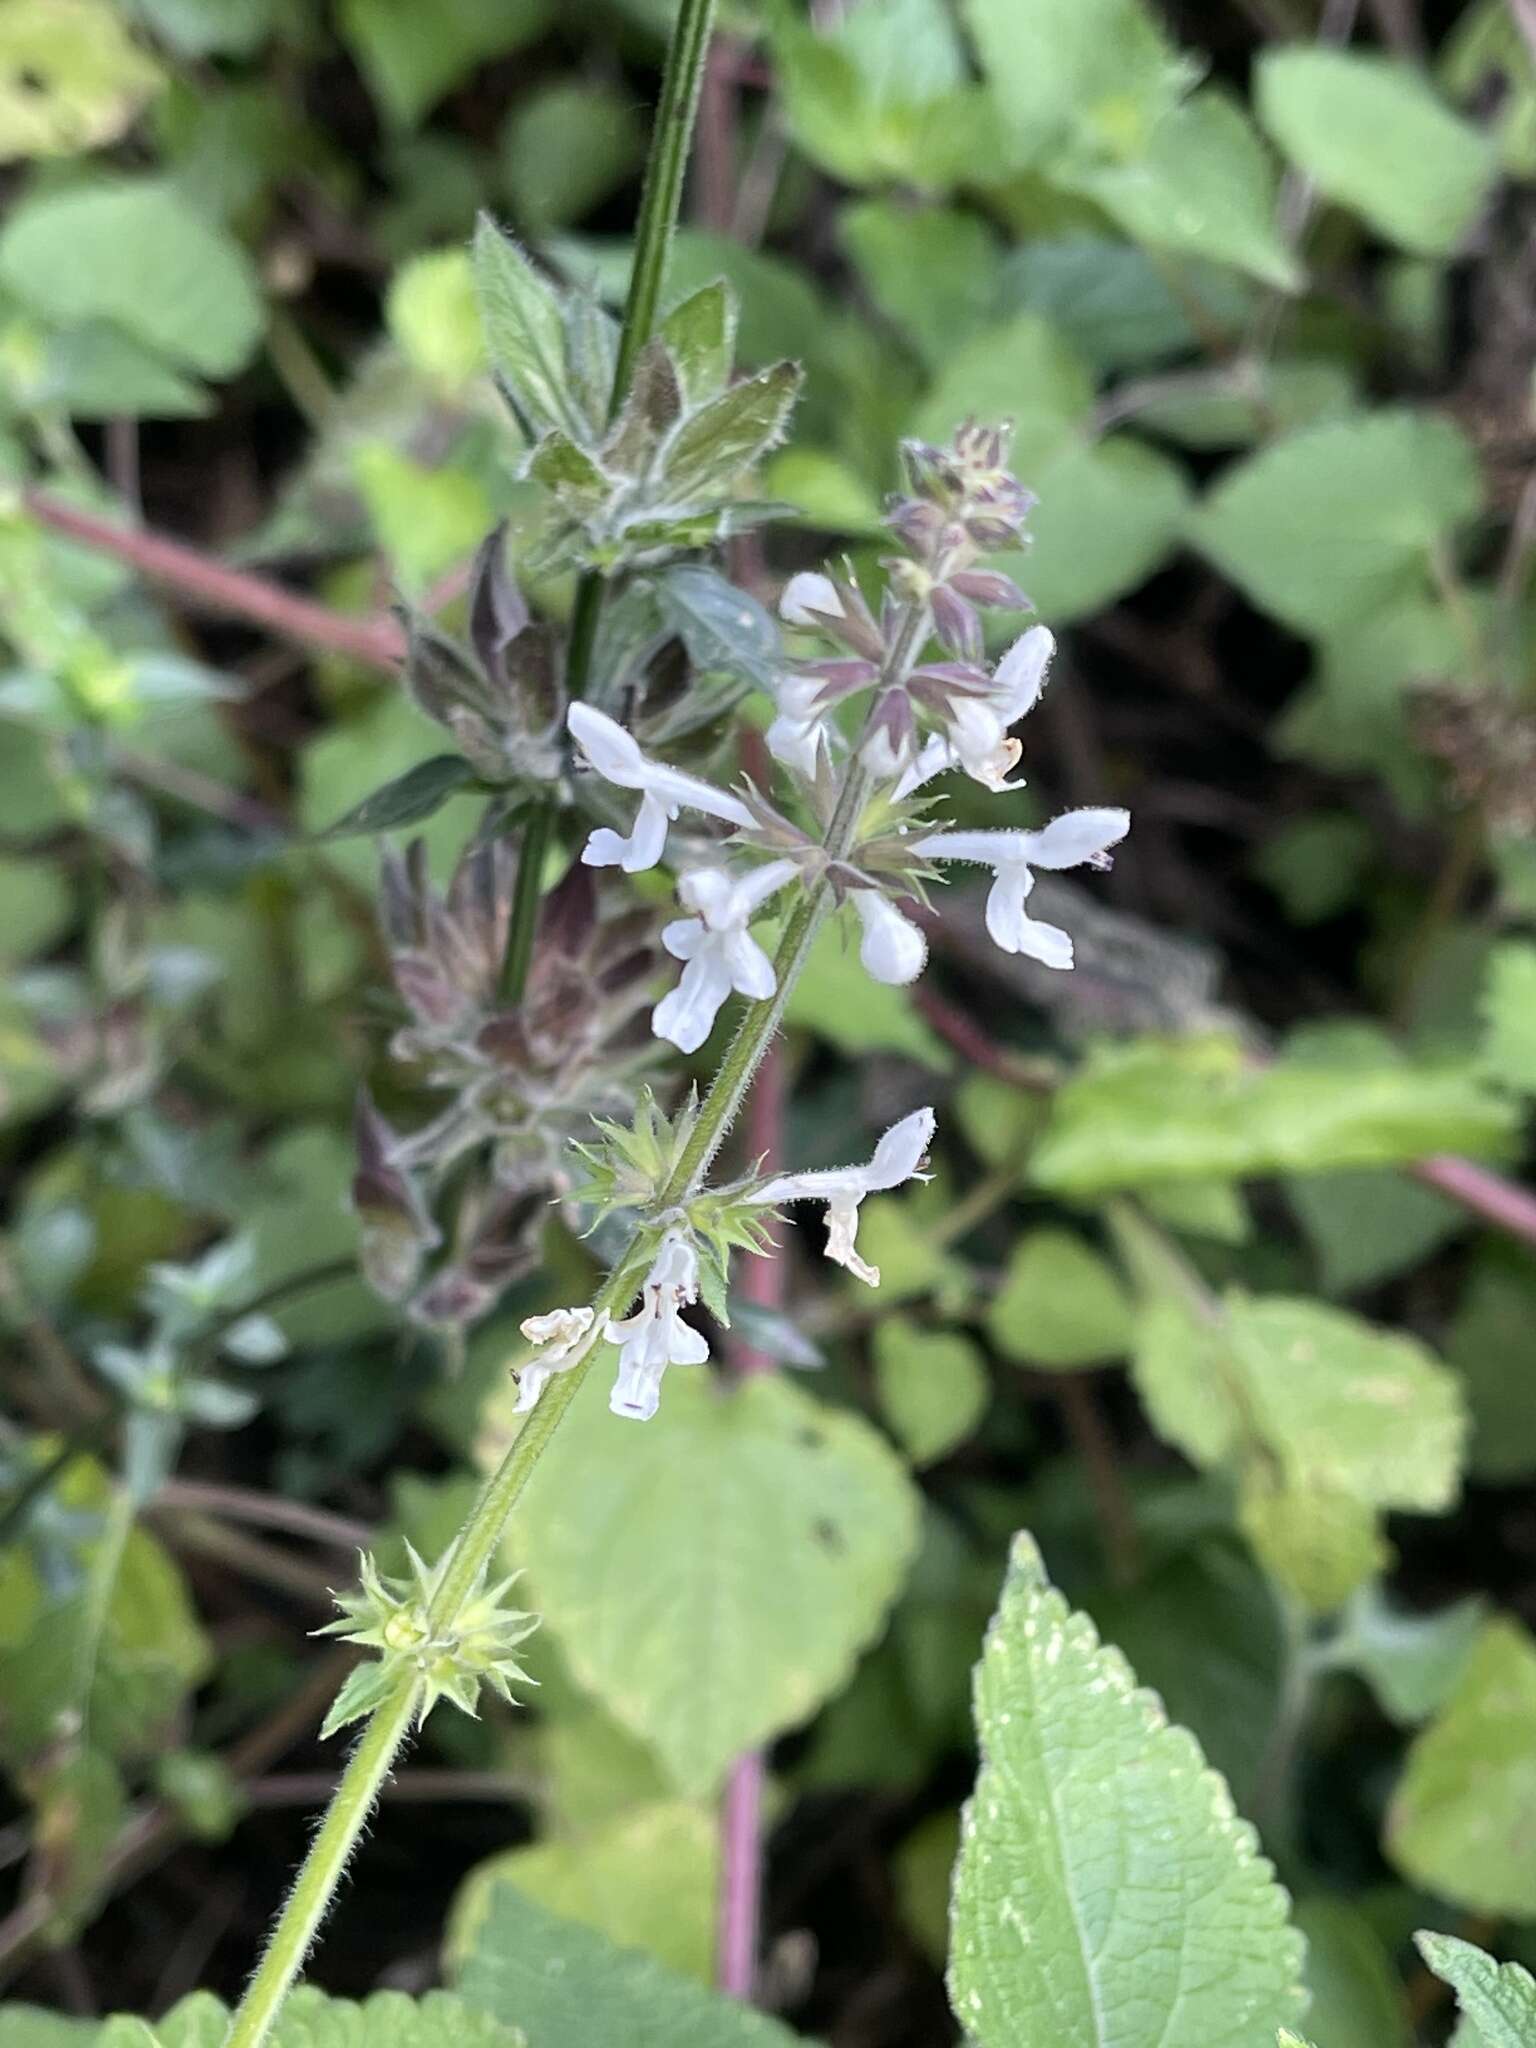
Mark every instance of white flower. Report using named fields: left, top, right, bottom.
left=567, top=703, right=752, bottom=873
left=653, top=859, right=798, bottom=1053
left=753, top=1107, right=935, bottom=1287
left=779, top=572, right=844, bottom=630
left=766, top=673, right=835, bottom=777
left=514, top=1305, right=596, bottom=1413
left=914, top=807, right=1130, bottom=969
left=605, top=1231, right=709, bottom=1420
left=852, top=890, right=927, bottom=985
left=895, top=626, right=1054, bottom=798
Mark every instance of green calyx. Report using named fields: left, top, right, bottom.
left=316, top=1545, right=539, bottom=1738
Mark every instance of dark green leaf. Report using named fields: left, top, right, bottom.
left=314, top=753, right=480, bottom=840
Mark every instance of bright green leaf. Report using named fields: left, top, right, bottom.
left=784, top=914, right=949, bottom=1067
left=340, top=0, right=550, bottom=128
left=518, top=1368, right=920, bottom=1796
left=472, top=214, right=583, bottom=441
left=1480, top=944, right=1536, bottom=1094
left=0, top=0, right=162, bottom=161
left=987, top=1227, right=1133, bottom=1369
left=874, top=1315, right=990, bottom=1465
left=386, top=248, right=486, bottom=395
left=1415, top=1933, right=1536, bottom=2048
left=949, top=1533, right=1306, bottom=2047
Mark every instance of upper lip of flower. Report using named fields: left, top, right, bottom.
left=567, top=703, right=753, bottom=872
left=914, top=810, right=1131, bottom=968
left=652, top=859, right=798, bottom=1052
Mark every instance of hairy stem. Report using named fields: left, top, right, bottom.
left=223, top=1676, right=420, bottom=2048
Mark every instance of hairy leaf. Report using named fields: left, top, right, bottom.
left=315, top=753, right=481, bottom=841
left=1415, top=1933, right=1536, bottom=2048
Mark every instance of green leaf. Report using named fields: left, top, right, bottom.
left=1286, top=1168, right=1463, bottom=1296
left=0, top=0, right=162, bottom=161
left=964, top=0, right=1191, bottom=166
left=784, top=914, right=949, bottom=1067
left=841, top=200, right=999, bottom=368
left=499, top=78, right=643, bottom=233
left=948, top=1533, right=1306, bottom=2047
left=987, top=1228, right=1133, bottom=1369
left=0, top=2007, right=95, bottom=2045
left=1017, top=433, right=1190, bottom=621
left=517, top=1367, right=920, bottom=1796
left=874, top=1316, right=990, bottom=1466
left=1257, top=49, right=1496, bottom=256
left=1068, top=89, right=1300, bottom=290
left=660, top=282, right=735, bottom=407
left=1447, top=1247, right=1536, bottom=1484
left=454, top=1887, right=807, bottom=2048
left=1030, top=1033, right=1517, bottom=1196
left=448, top=1804, right=717, bottom=1982
left=314, top=752, right=481, bottom=841
left=1390, top=1618, right=1536, bottom=1917
left=654, top=565, right=781, bottom=691
left=1238, top=1474, right=1390, bottom=1615
left=1294, top=1897, right=1410, bottom=2048
left=0, top=856, right=72, bottom=963
left=0, top=177, right=263, bottom=378
left=472, top=215, right=583, bottom=441
left=1187, top=410, right=1482, bottom=634
left=385, top=247, right=486, bottom=395
left=1325, top=1585, right=1486, bottom=1726
left=139, top=1987, right=523, bottom=2048
left=1415, top=1933, right=1536, bottom=2048
left=1480, top=943, right=1536, bottom=1094
left=340, top=0, right=550, bottom=128
left=661, top=361, right=802, bottom=499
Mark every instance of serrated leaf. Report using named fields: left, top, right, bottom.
left=448, top=1803, right=717, bottom=1981
left=1390, top=1617, right=1536, bottom=1918
left=314, top=753, right=480, bottom=841
left=517, top=1367, right=920, bottom=1796
left=654, top=565, right=781, bottom=691
left=987, top=1228, right=1133, bottom=1369
left=660, top=281, right=735, bottom=404
left=1187, top=410, right=1482, bottom=634
left=527, top=429, right=610, bottom=499
left=1257, top=49, right=1495, bottom=256
left=1415, top=1933, right=1536, bottom=2048
left=873, top=1316, right=990, bottom=1466
left=660, top=361, right=802, bottom=500
left=472, top=215, right=583, bottom=441
left=454, top=1887, right=807, bottom=2047
left=1031, top=1033, right=1516, bottom=1196
left=136, top=1986, right=523, bottom=2048
left=0, top=177, right=262, bottom=378
left=948, top=1533, right=1306, bottom=2047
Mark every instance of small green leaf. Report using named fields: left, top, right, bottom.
left=1480, top=943, right=1536, bottom=1094
left=654, top=565, right=781, bottom=692
left=1286, top=1168, right=1463, bottom=1296
left=1257, top=49, right=1496, bottom=256
left=661, top=361, right=802, bottom=499
left=499, top=78, right=643, bottom=233
left=1447, top=1247, right=1536, bottom=1484
left=516, top=1368, right=920, bottom=1796
left=1295, top=1898, right=1410, bottom=2048
left=841, top=200, right=999, bottom=368
left=315, top=753, right=480, bottom=841
left=1187, top=410, right=1482, bottom=634
left=660, top=281, right=735, bottom=406
left=1325, top=1585, right=1486, bottom=1726
left=1414, top=1932, right=1536, bottom=2048
left=0, top=0, right=162, bottom=161
left=874, top=1316, right=990, bottom=1465
left=949, top=1533, right=1306, bottom=2047
left=340, top=0, right=550, bottom=128
left=987, top=1227, right=1133, bottom=1369
left=385, top=247, right=486, bottom=395
left=472, top=214, right=583, bottom=441
left=1390, top=1617, right=1536, bottom=1917
left=448, top=1804, right=717, bottom=1982
left=454, top=1887, right=806, bottom=2047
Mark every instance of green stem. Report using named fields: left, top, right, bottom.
left=495, top=0, right=719, bottom=1002
left=224, top=1677, right=421, bottom=2048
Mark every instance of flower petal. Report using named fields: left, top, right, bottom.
left=853, top=890, right=928, bottom=985
left=1022, top=806, right=1130, bottom=869
left=993, top=625, right=1054, bottom=720
left=779, top=571, right=842, bottom=627
left=653, top=949, right=735, bottom=1053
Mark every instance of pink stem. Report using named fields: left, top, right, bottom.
left=1412, top=1154, right=1536, bottom=1248
left=717, top=1041, right=785, bottom=2001
left=23, top=490, right=407, bottom=674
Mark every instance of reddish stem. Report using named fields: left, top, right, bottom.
left=717, top=1040, right=786, bottom=2001
left=23, top=490, right=407, bottom=674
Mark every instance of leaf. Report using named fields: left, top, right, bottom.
left=352, top=444, right=493, bottom=596
left=1020, top=433, right=1190, bottom=621
left=140, top=1987, right=524, bottom=2048
left=0, top=857, right=72, bottom=963
left=447, top=1804, right=717, bottom=1982
left=1067, top=89, right=1301, bottom=290
left=517, top=1367, right=920, bottom=1796
left=1294, top=1898, right=1411, bottom=2048
left=654, top=565, right=782, bottom=691
left=841, top=200, right=999, bottom=368
left=873, top=1316, right=990, bottom=1466
left=1187, top=410, right=1483, bottom=634
left=1390, top=1617, right=1536, bottom=1917
left=1286, top=1168, right=1463, bottom=1296
left=1257, top=49, right=1496, bottom=256
left=315, top=753, right=480, bottom=841
left=1446, top=1246, right=1536, bottom=1484
left=1324, top=1585, right=1486, bottom=1726
left=1415, top=1933, right=1536, bottom=2048
left=1480, top=943, right=1536, bottom=1094
left=500, top=78, right=643, bottom=233
left=0, top=178, right=263, bottom=378
left=661, top=361, right=802, bottom=499
left=1030, top=1033, right=1517, bottom=1196
left=472, top=215, right=583, bottom=441
left=915, top=311, right=1094, bottom=476
left=0, top=0, right=162, bottom=162
left=339, top=0, right=550, bottom=128
left=0, top=2008, right=95, bottom=2045
left=454, top=1887, right=807, bottom=2048
left=1238, top=1473, right=1389, bottom=1615
left=385, top=248, right=486, bottom=395
left=660, top=282, right=735, bottom=406
left=987, top=1227, right=1133, bottom=1369
left=948, top=1533, right=1306, bottom=2047
left=964, top=0, right=1191, bottom=166
left=784, top=914, right=949, bottom=1068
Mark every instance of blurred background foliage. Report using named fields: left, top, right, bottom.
left=1, top=0, right=1536, bottom=2042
